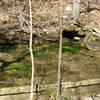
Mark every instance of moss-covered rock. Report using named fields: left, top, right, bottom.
left=0, top=53, right=16, bottom=62
left=62, top=44, right=81, bottom=53
left=6, top=62, right=27, bottom=70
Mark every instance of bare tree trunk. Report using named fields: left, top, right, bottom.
left=29, top=0, right=35, bottom=100
left=57, top=0, right=63, bottom=100
left=72, top=0, right=80, bottom=20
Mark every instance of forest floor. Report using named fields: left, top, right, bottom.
left=0, top=0, right=100, bottom=99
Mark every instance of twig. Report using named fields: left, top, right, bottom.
left=57, top=0, right=63, bottom=100
left=19, top=14, right=30, bottom=29
left=28, top=0, right=35, bottom=100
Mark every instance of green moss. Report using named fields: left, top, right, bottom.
left=62, top=45, right=81, bottom=53
left=6, top=62, right=26, bottom=70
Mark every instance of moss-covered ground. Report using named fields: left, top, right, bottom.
left=0, top=39, right=100, bottom=89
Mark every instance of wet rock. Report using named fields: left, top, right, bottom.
left=0, top=26, right=31, bottom=44
left=0, top=53, right=15, bottom=62
left=45, top=30, right=59, bottom=41
left=84, top=33, right=100, bottom=51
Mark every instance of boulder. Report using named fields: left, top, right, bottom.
left=0, top=53, right=15, bottom=62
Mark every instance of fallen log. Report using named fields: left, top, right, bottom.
left=0, top=78, right=99, bottom=96
left=62, top=78, right=100, bottom=89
